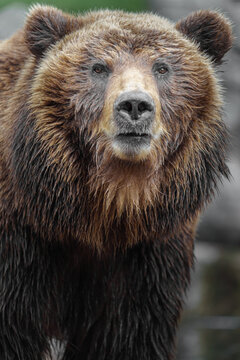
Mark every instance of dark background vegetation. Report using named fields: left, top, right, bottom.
left=0, top=0, right=239, bottom=359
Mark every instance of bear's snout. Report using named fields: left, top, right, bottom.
left=114, top=90, right=155, bottom=123
left=112, top=90, right=155, bottom=158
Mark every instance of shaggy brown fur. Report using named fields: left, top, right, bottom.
left=0, top=6, right=232, bottom=360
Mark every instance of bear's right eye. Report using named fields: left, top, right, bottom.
left=92, top=64, right=109, bottom=76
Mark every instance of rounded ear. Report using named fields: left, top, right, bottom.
left=24, top=5, right=80, bottom=57
left=175, top=10, right=233, bottom=64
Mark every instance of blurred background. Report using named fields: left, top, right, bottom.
left=0, top=0, right=239, bottom=358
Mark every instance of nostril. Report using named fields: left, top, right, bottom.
left=138, top=101, right=153, bottom=114
left=120, top=101, right=132, bottom=114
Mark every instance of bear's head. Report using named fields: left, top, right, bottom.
left=13, top=6, right=232, bottom=251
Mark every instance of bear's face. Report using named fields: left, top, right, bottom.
left=15, top=6, right=232, bottom=245
left=28, top=9, right=227, bottom=166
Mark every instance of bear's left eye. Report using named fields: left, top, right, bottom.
left=153, top=62, right=170, bottom=77
left=92, top=63, right=109, bottom=76
left=157, top=66, right=168, bottom=75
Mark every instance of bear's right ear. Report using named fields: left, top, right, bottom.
left=24, top=5, right=80, bottom=57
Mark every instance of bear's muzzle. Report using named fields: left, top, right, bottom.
left=113, top=90, right=155, bottom=158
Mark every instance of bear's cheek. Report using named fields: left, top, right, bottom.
left=154, top=67, right=214, bottom=154
left=91, top=67, right=166, bottom=161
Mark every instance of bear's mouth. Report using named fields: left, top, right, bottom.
left=112, top=132, right=152, bottom=158
left=116, top=132, right=151, bottom=145
left=117, top=132, right=150, bottom=140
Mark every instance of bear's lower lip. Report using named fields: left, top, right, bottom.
left=116, top=133, right=151, bottom=145
left=117, top=133, right=150, bottom=140
left=113, top=133, right=151, bottom=157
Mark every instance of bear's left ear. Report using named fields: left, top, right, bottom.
left=175, top=10, right=233, bottom=64
left=24, top=5, right=80, bottom=57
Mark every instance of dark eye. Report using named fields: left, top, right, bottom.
left=153, top=63, right=170, bottom=77
left=92, top=63, right=109, bottom=76
left=157, top=66, right=168, bottom=74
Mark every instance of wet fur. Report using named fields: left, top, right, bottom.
left=0, top=6, right=232, bottom=360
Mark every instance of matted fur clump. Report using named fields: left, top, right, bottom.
left=0, top=5, right=232, bottom=360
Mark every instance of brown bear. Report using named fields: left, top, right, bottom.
left=0, top=5, right=232, bottom=360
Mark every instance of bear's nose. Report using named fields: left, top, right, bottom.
left=115, top=91, right=155, bottom=121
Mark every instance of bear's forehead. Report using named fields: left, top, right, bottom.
left=59, top=11, right=194, bottom=63
left=82, top=10, right=174, bottom=31
left=79, top=11, right=178, bottom=41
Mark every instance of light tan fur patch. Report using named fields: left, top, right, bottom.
left=91, top=62, right=165, bottom=161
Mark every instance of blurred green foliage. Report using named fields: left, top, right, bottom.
left=200, top=253, right=240, bottom=316
left=0, top=0, right=148, bottom=12
left=199, top=253, right=240, bottom=360
left=201, top=329, right=240, bottom=360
